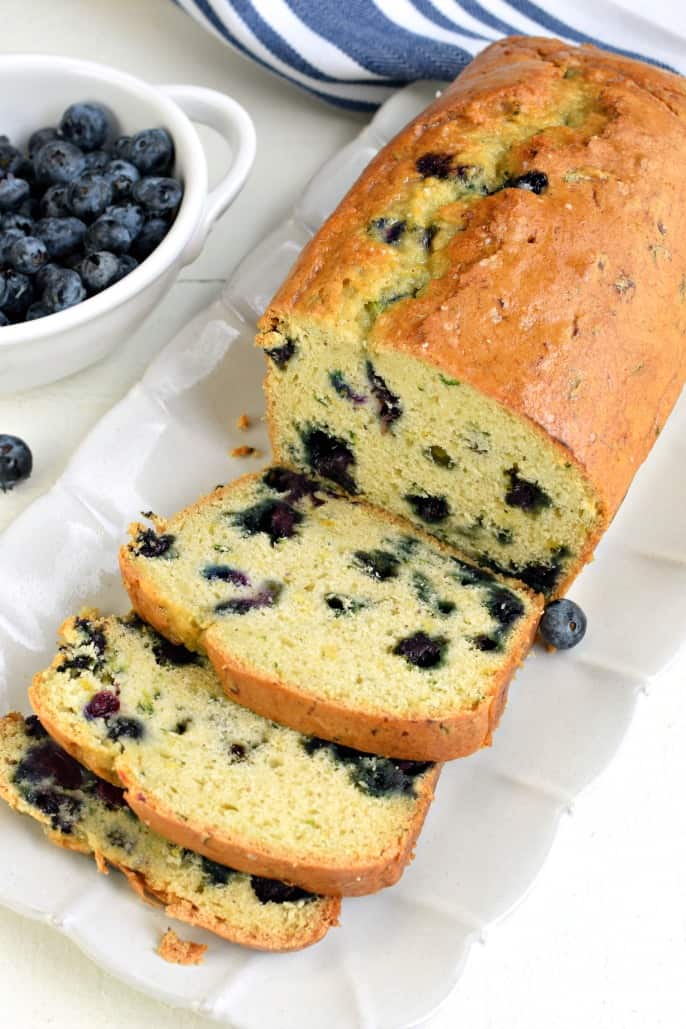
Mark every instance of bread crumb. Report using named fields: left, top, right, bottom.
left=157, top=928, right=207, bottom=966
left=231, top=446, right=261, bottom=459
left=236, top=413, right=251, bottom=431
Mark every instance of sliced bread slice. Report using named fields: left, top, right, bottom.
left=29, top=613, right=439, bottom=896
left=0, top=713, right=340, bottom=951
left=119, top=468, right=542, bottom=761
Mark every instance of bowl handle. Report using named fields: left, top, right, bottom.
left=159, top=84, right=256, bottom=266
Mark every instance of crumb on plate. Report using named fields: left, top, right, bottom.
left=231, top=445, right=261, bottom=459
left=156, top=928, right=208, bottom=966
left=236, top=413, right=251, bottom=431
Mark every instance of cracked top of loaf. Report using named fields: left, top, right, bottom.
left=258, top=36, right=686, bottom=519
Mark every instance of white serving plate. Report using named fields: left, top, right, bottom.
left=1, top=82, right=685, bottom=1029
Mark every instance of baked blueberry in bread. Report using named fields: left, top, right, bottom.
left=119, top=469, right=541, bottom=761
left=0, top=713, right=340, bottom=951
left=257, top=36, right=686, bottom=597
left=29, top=613, right=439, bottom=896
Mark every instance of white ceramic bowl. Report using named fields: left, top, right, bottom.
left=0, top=54, right=256, bottom=393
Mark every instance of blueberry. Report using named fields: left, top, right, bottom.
left=329, top=370, right=366, bottom=404
left=405, top=492, right=450, bottom=523
left=0, top=312, right=8, bottom=327
left=67, top=174, right=113, bottom=221
left=233, top=498, right=303, bottom=544
left=79, top=250, right=120, bottom=293
left=95, top=780, right=127, bottom=810
left=14, top=740, right=83, bottom=790
left=505, top=170, right=548, bottom=195
left=303, top=427, right=356, bottom=493
left=82, top=149, right=110, bottom=173
left=25, top=302, right=51, bottom=321
left=104, top=203, right=144, bottom=239
left=369, top=217, right=406, bottom=244
left=1, top=211, right=34, bottom=234
left=74, top=616, right=107, bottom=656
left=0, top=175, right=30, bottom=211
left=34, top=216, right=87, bottom=259
left=28, top=127, right=60, bottom=157
left=84, top=690, right=120, bottom=719
left=128, top=128, right=174, bottom=175
left=115, top=253, right=138, bottom=278
left=504, top=467, right=551, bottom=514
left=25, top=715, right=48, bottom=739
left=35, top=262, right=61, bottom=292
left=9, top=235, right=48, bottom=275
left=0, top=228, right=25, bottom=263
left=132, top=527, right=176, bottom=558
left=42, top=267, right=86, bottom=311
left=60, top=102, right=109, bottom=151
left=0, top=434, right=33, bottom=491
left=106, top=716, right=144, bottom=741
left=103, top=159, right=140, bottom=202
left=264, top=338, right=296, bottom=368
left=202, top=564, right=251, bottom=586
left=58, top=652, right=94, bottom=675
left=416, top=152, right=454, bottom=179
left=130, top=216, right=167, bottom=259
left=1, top=270, right=33, bottom=320
left=151, top=636, right=199, bottom=667
left=420, top=225, right=438, bottom=250
left=40, top=183, right=71, bottom=218
left=393, top=631, right=448, bottom=669
left=23, top=787, right=82, bottom=833
left=486, top=586, right=525, bottom=628
left=366, top=361, right=402, bottom=428
left=325, top=593, right=366, bottom=615
left=34, top=140, right=86, bottom=185
left=538, top=599, right=587, bottom=649
left=0, top=138, right=30, bottom=176
left=215, top=580, right=283, bottom=615
left=353, top=549, right=400, bottom=581
left=471, top=633, right=501, bottom=652
left=250, top=877, right=314, bottom=905
left=514, top=561, right=561, bottom=595
left=111, top=135, right=132, bottom=160
left=132, top=175, right=182, bottom=215
left=85, top=215, right=132, bottom=255
left=262, top=467, right=324, bottom=505
left=201, top=857, right=235, bottom=887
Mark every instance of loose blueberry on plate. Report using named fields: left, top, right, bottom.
left=538, top=598, right=587, bottom=650
left=0, top=434, right=33, bottom=491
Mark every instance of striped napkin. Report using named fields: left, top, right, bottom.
left=175, top=1, right=685, bottom=109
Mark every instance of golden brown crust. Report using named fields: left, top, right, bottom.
left=119, top=760, right=439, bottom=897
left=0, top=714, right=341, bottom=950
left=258, top=36, right=686, bottom=573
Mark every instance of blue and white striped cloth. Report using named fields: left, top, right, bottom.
left=175, top=1, right=685, bottom=110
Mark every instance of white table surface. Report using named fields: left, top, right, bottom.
left=1, top=2, right=685, bottom=1027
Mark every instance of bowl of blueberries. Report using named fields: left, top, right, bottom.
left=0, top=53, right=255, bottom=393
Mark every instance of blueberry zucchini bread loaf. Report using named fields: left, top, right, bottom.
left=29, top=613, right=439, bottom=896
left=119, top=469, right=541, bottom=761
left=0, top=713, right=340, bottom=951
left=257, top=36, right=686, bottom=597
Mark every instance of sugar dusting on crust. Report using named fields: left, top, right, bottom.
left=157, top=928, right=208, bottom=965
